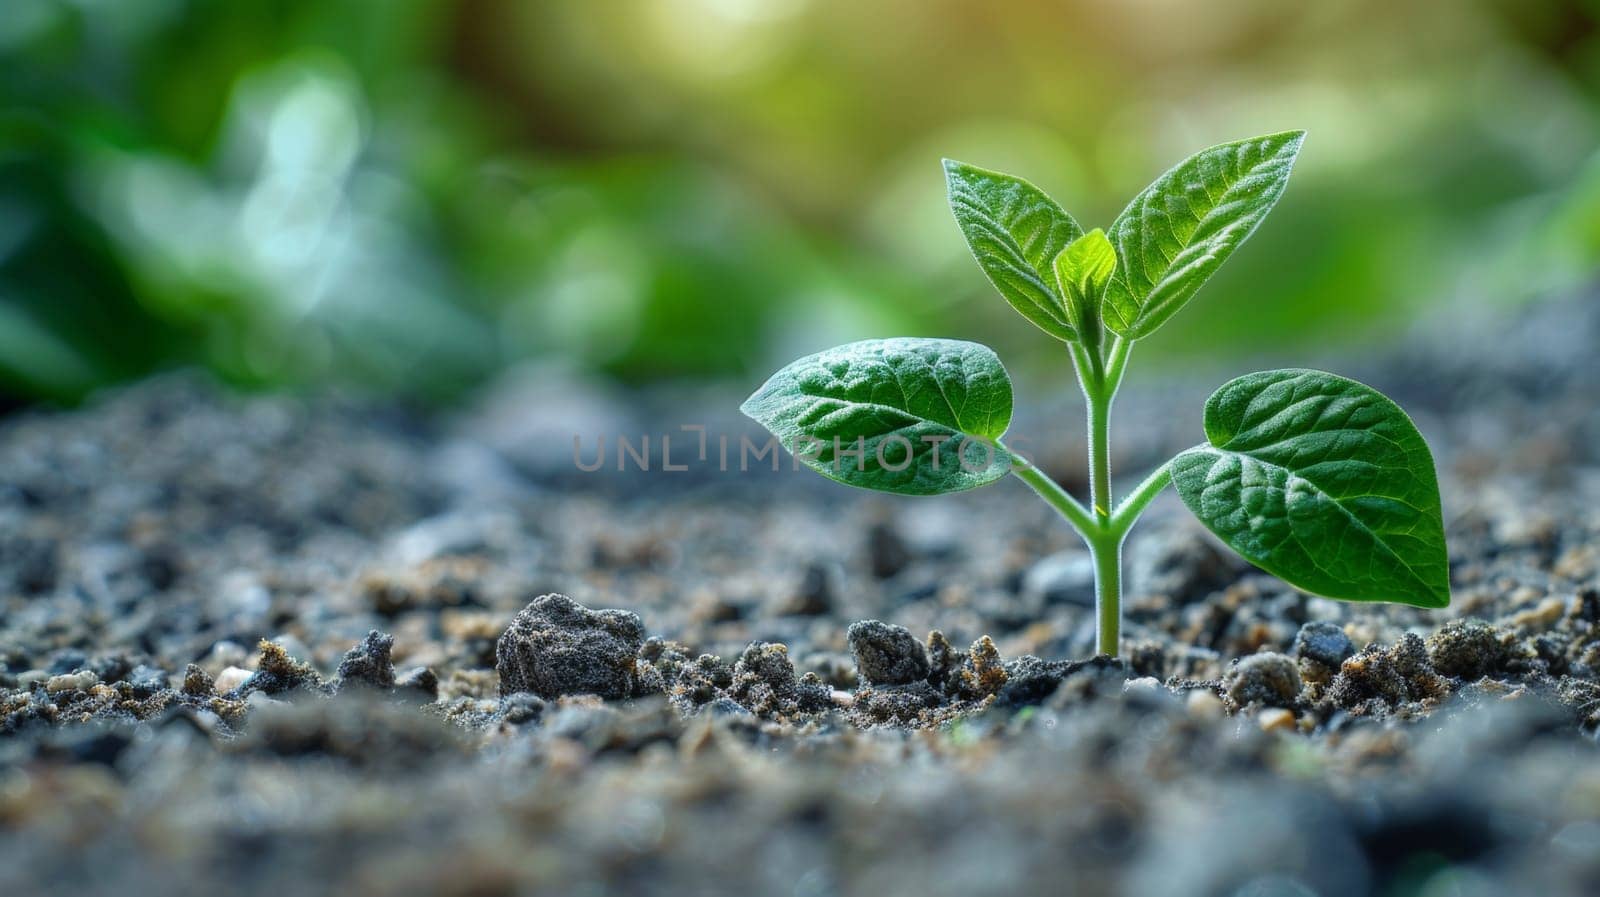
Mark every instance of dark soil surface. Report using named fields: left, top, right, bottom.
left=2, top=294, right=1599, bottom=897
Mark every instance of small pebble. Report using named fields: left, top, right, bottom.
left=1426, top=619, right=1506, bottom=679
left=846, top=620, right=930, bottom=686
left=245, top=691, right=284, bottom=710
left=125, top=665, right=169, bottom=697
left=495, top=593, right=645, bottom=699
left=501, top=693, right=546, bottom=725
left=1507, top=597, right=1565, bottom=631
left=45, top=670, right=98, bottom=694
left=213, top=666, right=253, bottom=694
left=1223, top=653, right=1302, bottom=709
left=1186, top=690, right=1225, bottom=719
left=1021, top=552, right=1096, bottom=607
left=396, top=667, right=440, bottom=702
left=1122, top=676, right=1162, bottom=692
left=201, top=640, right=249, bottom=676
left=181, top=664, right=214, bottom=696
left=1257, top=708, right=1297, bottom=733
left=337, top=630, right=397, bottom=691
left=1292, top=621, right=1356, bottom=668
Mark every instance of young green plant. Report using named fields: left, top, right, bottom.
left=741, top=131, right=1450, bottom=656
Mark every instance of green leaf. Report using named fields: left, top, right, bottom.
left=1052, top=228, right=1116, bottom=345
left=944, top=159, right=1083, bottom=341
left=1104, top=130, right=1304, bottom=339
left=1170, top=369, right=1450, bottom=609
left=741, top=338, right=1013, bottom=495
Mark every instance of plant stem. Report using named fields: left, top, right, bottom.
left=1075, top=337, right=1131, bottom=516
left=1102, top=334, right=1132, bottom=394
left=1089, top=530, right=1122, bottom=655
left=1013, top=337, right=1165, bottom=658
left=1011, top=453, right=1124, bottom=654
left=1088, top=385, right=1113, bottom=521
left=1085, top=391, right=1120, bottom=653
left=1008, top=452, right=1097, bottom=535
left=1085, top=337, right=1129, bottom=654
left=1110, top=462, right=1172, bottom=537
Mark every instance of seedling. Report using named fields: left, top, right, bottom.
left=742, top=131, right=1450, bottom=656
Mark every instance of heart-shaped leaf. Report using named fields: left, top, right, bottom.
left=1052, top=228, right=1117, bottom=349
left=1105, top=131, right=1304, bottom=339
left=741, top=338, right=1013, bottom=495
left=944, top=160, right=1083, bottom=341
left=1171, top=369, right=1450, bottom=608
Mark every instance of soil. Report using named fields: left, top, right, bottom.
left=1, top=293, right=1598, bottom=896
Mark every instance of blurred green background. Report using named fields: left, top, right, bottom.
left=2, top=0, right=1597, bottom=404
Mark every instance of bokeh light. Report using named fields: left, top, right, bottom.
left=1, top=0, right=1595, bottom=402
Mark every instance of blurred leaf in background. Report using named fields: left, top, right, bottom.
left=1, top=0, right=1597, bottom=404
left=1, top=0, right=495, bottom=401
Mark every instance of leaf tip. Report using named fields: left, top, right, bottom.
left=738, top=384, right=768, bottom=423
left=1275, top=129, right=1308, bottom=154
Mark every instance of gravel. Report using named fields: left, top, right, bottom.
left=1, top=292, right=1599, bottom=895
left=1292, top=620, right=1357, bottom=669
left=495, top=593, right=646, bottom=699
left=846, top=620, right=931, bottom=686
left=1223, top=652, right=1302, bottom=709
